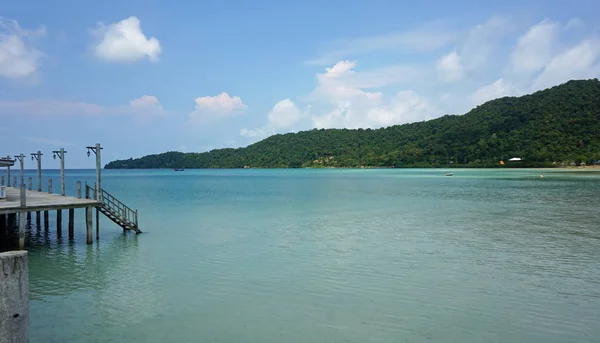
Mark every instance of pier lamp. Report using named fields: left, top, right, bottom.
left=13, top=154, right=25, bottom=187
left=5, top=155, right=11, bottom=187
left=86, top=144, right=103, bottom=201
left=30, top=151, right=43, bottom=192
left=52, top=149, right=67, bottom=196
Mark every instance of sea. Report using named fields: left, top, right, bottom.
left=3, top=168, right=600, bottom=342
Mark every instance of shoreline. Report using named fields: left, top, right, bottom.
left=103, top=165, right=600, bottom=171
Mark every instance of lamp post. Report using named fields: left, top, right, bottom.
left=4, top=155, right=11, bottom=187
left=86, top=144, right=102, bottom=201
left=52, top=149, right=67, bottom=196
left=14, top=154, right=24, bottom=187
left=30, top=151, right=43, bottom=192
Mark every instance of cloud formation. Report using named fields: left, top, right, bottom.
left=244, top=16, right=600, bottom=142
left=93, top=16, right=161, bottom=63
left=306, top=21, right=457, bottom=65
left=0, top=95, right=168, bottom=116
left=0, top=16, right=46, bottom=79
left=190, top=92, right=247, bottom=123
left=241, top=99, right=304, bottom=138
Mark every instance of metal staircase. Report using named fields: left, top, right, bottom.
left=86, top=184, right=141, bottom=234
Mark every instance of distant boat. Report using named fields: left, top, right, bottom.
left=174, top=168, right=184, bottom=171
left=444, top=172, right=454, bottom=176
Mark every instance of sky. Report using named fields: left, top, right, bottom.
left=1, top=0, right=600, bottom=168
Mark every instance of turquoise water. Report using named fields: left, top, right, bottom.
left=7, top=168, right=600, bottom=342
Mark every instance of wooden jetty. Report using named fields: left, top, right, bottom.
left=0, top=144, right=141, bottom=251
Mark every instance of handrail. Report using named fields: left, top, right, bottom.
left=85, top=184, right=138, bottom=229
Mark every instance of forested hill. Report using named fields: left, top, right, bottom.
left=106, top=79, right=600, bottom=169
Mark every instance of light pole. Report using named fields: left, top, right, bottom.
left=14, top=154, right=24, bottom=187
left=52, top=148, right=67, bottom=196
left=30, top=151, right=43, bottom=192
left=86, top=143, right=102, bottom=201
left=6, top=155, right=11, bottom=187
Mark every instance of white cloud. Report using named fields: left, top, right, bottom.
left=243, top=60, right=437, bottom=140
left=189, top=92, right=247, bottom=123
left=436, top=51, right=463, bottom=82
left=306, top=21, right=457, bottom=65
left=455, top=17, right=513, bottom=79
left=312, top=61, right=436, bottom=128
left=240, top=127, right=274, bottom=139
left=565, top=17, right=584, bottom=30
left=468, top=78, right=522, bottom=107
left=268, top=99, right=303, bottom=129
left=0, top=95, right=168, bottom=116
left=93, top=16, right=161, bottom=63
left=129, top=95, right=164, bottom=112
left=531, top=39, right=600, bottom=91
left=240, top=99, right=303, bottom=139
left=508, top=19, right=559, bottom=76
left=0, top=17, right=46, bottom=79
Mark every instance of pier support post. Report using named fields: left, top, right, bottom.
left=68, top=209, right=74, bottom=239
left=13, top=177, right=16, bottom=187
left=1, top=175, right=3, bottom=186
left=0, top=251, right=29, bottom=343
left=57, top=210, right=62, bottom=235
left=45, top=179, right=52, bottom=227
left=6, top=165, right=10, bottom=187
left=76, top=181, right=81, bottom=199
left=96, top=208, right=100, bottom=240
left=18, top=212, right=25, bottom=250
left=86, top=207, right=93, bottom=244
left=27, top=178, right=32, bottom=221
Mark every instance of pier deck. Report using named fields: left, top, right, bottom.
left=0, top=187, right=101, bottom=215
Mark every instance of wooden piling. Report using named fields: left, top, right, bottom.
left=57, top=210, right=62, bottom=234
left=96, top=208, right=100, bottom=239
left=0, top=175, right=3, bottom=186
left=18, top=211, right=25, bottom=250
left=0, top=251, right=29, bottom=343
left=48, top=179, right=52, bottom=194
left=76, top=181, right=81, bottom=199
left=86, top=206, right=93, bottom=244
left=19, top=184, right=25, bottom=207
left=13, top=176, right=16, bottom=187
left=68, top=209, right=74, bottom=239
left=27, top=178, right=32, bottom=221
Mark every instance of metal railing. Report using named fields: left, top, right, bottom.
left=86, top=184, right=138, bottom=230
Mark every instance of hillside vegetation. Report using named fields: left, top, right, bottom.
left=106, top=79, right=600, bottom=169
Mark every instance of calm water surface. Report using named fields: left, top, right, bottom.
left=11, top=168, right=600, bottom=342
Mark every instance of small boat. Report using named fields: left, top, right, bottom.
left=174, top=168, right=184, bottom=171
left=444, top=172, right=454, bottom=176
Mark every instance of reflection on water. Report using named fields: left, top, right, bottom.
left=17, top=169, right=600, bottom=342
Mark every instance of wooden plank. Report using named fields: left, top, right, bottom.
left=0, top=188, right=101, bottom=215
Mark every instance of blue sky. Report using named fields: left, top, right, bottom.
left=1, top=0, right=599, bottom=168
